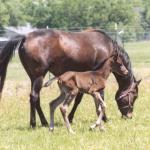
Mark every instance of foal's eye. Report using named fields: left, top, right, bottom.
left=120, top=64, right=124, bottom=68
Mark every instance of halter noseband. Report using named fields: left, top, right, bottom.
left=116, top=82, right=135, bottom=109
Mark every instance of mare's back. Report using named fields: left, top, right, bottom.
left=23, top=29, right=114, bottom=76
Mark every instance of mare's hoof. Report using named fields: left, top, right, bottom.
left=68, top=115, right=73, bottom=124
left=30, top=126, right=36, bottom=129
left=30, top=123, right=36, bottom=129
left=102, top=117, right=110, bottom=123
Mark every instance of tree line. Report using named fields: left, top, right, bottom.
left=0, top=0, right=150, bottom=41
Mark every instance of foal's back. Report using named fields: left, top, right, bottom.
left=58, top=70, right=106, bottom=94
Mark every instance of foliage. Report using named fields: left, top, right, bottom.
left=0, top=0, right=150, bottom=41
left=0, top=0, right=26, bottom=27
left=141, top=0, right=150, bottom=35
left=0, top=0, right=143, bottom=28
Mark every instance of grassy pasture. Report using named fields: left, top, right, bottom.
left=0, top=41, right=150, bottom=150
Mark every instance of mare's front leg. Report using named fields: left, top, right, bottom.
left=68, top=93, right=84, bottom=123
left=30, top=76, right=48, bottom=128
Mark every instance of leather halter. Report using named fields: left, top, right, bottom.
left=116, top=82, right=135, bottom=109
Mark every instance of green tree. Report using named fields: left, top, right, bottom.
left=0, top=0, right=144, bottom=39
left=142, top=0, right=150, bottom=27
left=0, top=0, right=27, bottom=27
left=0, top=0, right=9, bottom=27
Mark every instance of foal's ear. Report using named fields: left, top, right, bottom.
left=136, top=79, right=142, bottom=85
left=113, top=52, right=118, bottom=62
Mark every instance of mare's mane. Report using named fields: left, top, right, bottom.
left=90, top=29, right=134, bottom=80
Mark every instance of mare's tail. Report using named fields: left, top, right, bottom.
left=0, top=35, right=25, bottom=100
left=43, top=77, right=58, bottom=87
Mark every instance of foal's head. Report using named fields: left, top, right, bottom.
left=110, top=54, right=128, bottom=76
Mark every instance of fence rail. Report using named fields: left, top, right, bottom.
left=0, top=26, right=150, bottom=45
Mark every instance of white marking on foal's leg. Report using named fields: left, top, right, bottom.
left=60, top=104, right=75, bottom=134
left=90, top=124, right=97, bottom=130
left=91, top=92, right=106, bottom=132
left=90, top=106, right=103, bottom=130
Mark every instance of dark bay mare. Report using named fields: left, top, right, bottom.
left=0, top=29, right=141, bottom=128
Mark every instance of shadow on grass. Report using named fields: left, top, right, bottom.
left=0, top=125, right=49, bottom=131
left=54, top=121, right=63, bottom=127
left=0, top=121, right=64, bottom=132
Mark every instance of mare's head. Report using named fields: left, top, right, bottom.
left=116, top=78, right=141, bottom=118
left=112, top=45, right=141, bottom=119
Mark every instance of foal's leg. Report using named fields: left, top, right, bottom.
left=60, top=91, right=77, bottom=133
left=90, top=105, right=104, bottom=130
left=68, top=91, right=107, bottom=123
left=68, top=93, right=84, bottom=123
left=49, top=92, right=65, bottom=131
left=100, top=90, right=108, bottom=122
left=30, top=77, right=48, bottom=128
left=91, top=92, right=106, bottom=131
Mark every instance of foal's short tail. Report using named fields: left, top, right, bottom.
left=43, top=77, right=58, bottom=87
left=0, top=35, right=25, bottom=100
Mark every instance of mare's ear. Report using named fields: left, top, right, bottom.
left=136, top=79, right=142, bottom=85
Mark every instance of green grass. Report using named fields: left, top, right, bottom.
left=125, top=41, right=150, bottom=67
left=0, top=41, right=150, bottom=150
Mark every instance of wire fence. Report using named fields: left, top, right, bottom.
left=0, top=26, right=150, bottom=48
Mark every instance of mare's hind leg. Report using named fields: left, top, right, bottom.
left=18, top=45, right=48, bottom=128
left=68, top=93, right=83, bottom=123
left=49, top=92, right=65, bottom=131
left=30, top=77, right=48, bottom=127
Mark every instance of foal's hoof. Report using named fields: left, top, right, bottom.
left=99, top=126, right=106, bottom=132
left=49, top=127, right=54, bottom=132
left=68, top=129, right=76, bottom=134
left=90, top=124, right=96, bottom=131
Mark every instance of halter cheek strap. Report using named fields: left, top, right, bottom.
left=117, top=91, right=133, bottom=109
left=116, top=83, right=135, bottom=109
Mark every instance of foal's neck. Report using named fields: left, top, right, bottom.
left=96, top=61, right=111, bottom=79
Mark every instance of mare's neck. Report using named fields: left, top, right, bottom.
left=113, top=72, right=134, bottom=91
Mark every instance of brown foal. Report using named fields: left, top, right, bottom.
left=44, top=54, right=128, bottom=133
